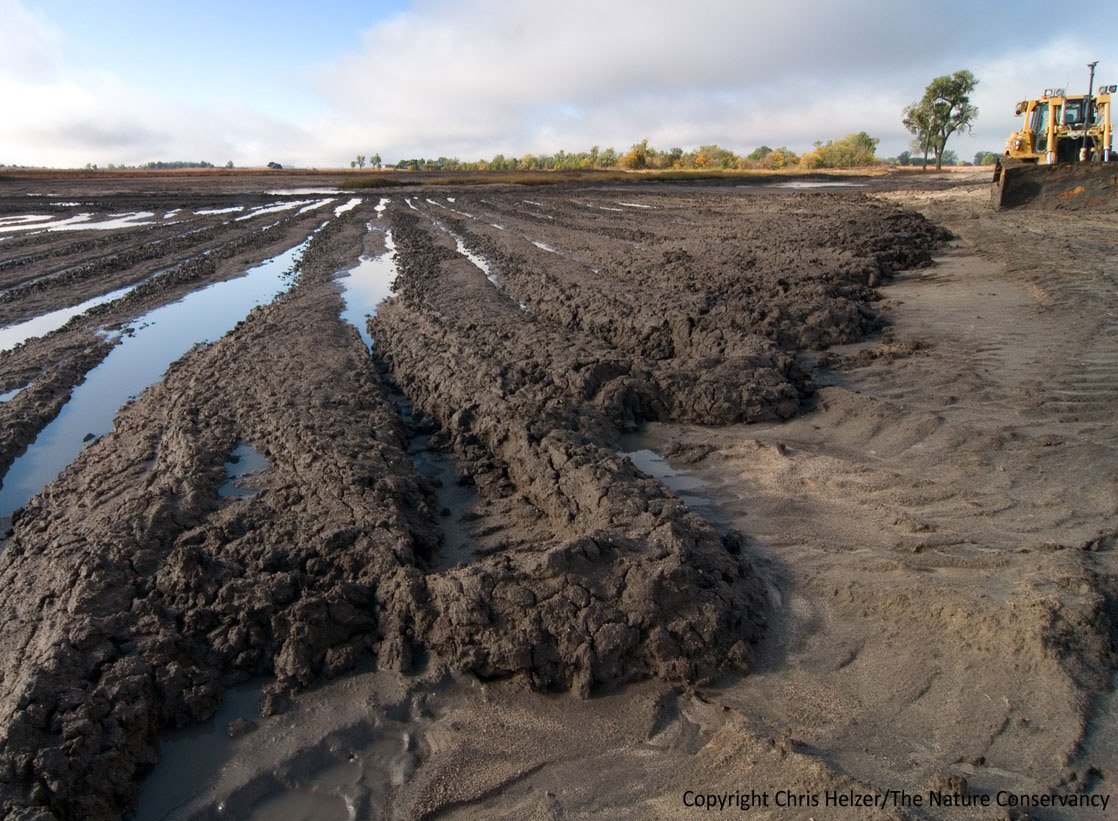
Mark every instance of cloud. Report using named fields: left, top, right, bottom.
left=313, top=0, right=1114, bottom=162
left=0, top=0, right=60, bottom=82
left=1, top=0, right=1114, bottom=167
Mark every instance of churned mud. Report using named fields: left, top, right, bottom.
left=0, top=171, right=1115, bottom=819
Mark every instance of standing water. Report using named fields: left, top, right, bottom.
left=0, top=282, right=137, bottom=352
left=337, top=224, right=396, bottom=351
left=0, top=237, right=312, bottom=518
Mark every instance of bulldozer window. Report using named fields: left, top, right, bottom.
left=1064, top=100, right=1084, bottom=125
left=1032, top=104, right=1050, bottom=151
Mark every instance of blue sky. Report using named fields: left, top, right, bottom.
left=2, top=0, right=1116, bottom=167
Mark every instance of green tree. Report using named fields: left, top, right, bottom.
left=760, top=146, right=798, bottom=169
left=801, top=133, right=879, bottom=168
left=974, top=150, right=998, bottom=166
left=905, top=70, right=978, bottom=171
left=903, top=100, right=936, bottom=170
left=370, top=153, right=381, bottom=169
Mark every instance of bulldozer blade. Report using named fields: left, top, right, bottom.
left=992, top=158, right=1118, bottom=211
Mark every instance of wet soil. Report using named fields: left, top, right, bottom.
left=0, top=171, right=1115, bottom=819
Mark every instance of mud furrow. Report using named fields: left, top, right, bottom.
left=0, top=209, right=346, bottom=487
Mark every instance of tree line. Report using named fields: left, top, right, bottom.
left=378, top=133, right=892, bottom=174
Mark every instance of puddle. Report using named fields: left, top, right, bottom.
left=599, top=206, right=625, bottom=212
left=0, top=236, right=313, bottom=518
left=522, top=200, right=544, bottom=207
left=0, top=385, right=27, bottom=402
left=617, top=431, right=710, bottom=509
left=404, top=198, right=419, bottom=211
left=488, top=223, right=505, bottom=230
left=333, top=198, right=362, bottom=216
left=51, top=212, right=156, bottom=232
left=394, top=393, right=481, bottom=572
left=0, top=281, right=138, bottom=352
left=133, top=678, right=267, bottom=821
left=530, top=239, right=557, bottom=253
left=162, top=209, right=180, bottom=219
left=772, top=181, right=866, bottom=188
left=424, top=198, right=445, bottom=208
left=235, top=201, right=312, bottom=221
left=194, top=206, right=245, bottom=215
left=446, top=197, right=455, bottom=203
left=451, top=235, right=499, bottom=288
left=374, top=198, right=388, bottom=219
left=218, top=443, right=269, bottom=499
left=428, top=221, right=525, bottom=309
left=265, top=188, right=340, bottom=195
left=335, top=222, right=482, bottom=569
left=0, top=212, right=156, bottom=233
left=0, top=215, right=53, bottom=226
left=410, top=431, right=479, bottom=571
left=617, top=202, right=654, bottom=209
left=298, top=199, right=335, bottom=215
left=337, top=228, right=397, bottom=351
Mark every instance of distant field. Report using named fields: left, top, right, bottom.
left=0, top=166, right=368, bottom=181
left=1, top=165, right=894, bottom=187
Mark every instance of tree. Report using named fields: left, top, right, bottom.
left=903, top=100, right=936, bottom=170
left=620, top=139, right=650, bottom=169
left=370, top=153, right=381, bottom=169
left=974, top=150, right=998, bottom=166
left=354, top=154, right=366, bottom=169
left=800, top=132, right=879, bottom=168
left=904, top=70, right=978, bottom=171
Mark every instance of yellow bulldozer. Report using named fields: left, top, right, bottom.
left=993, top=62, right=1116, bottom=210
left=1004, top=87, right=1113, bottom=163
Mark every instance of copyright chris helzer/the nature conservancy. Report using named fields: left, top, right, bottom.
left=681, top=788, right=1111, bottom=812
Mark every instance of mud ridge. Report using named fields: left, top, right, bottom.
left=373, top=209, right=767, bottom=694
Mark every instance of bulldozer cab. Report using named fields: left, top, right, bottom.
left=1005, top=86, right=1114, bottom=164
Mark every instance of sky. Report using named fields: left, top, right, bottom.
left=2, top=0, right=1116, bottom=168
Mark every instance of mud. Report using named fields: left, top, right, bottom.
left=0, top=193, right=342, bottom=488
left=1, top=171, right=1114, bottom=819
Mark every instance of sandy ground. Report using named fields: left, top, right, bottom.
left=0, top=171, right=1115, bottom=819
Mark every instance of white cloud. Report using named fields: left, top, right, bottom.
left=0, top=0, right=61, bottom=81
left=1, top=0, right=1115, bottom=167
left=310, top=0, right=1113, bottom=162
